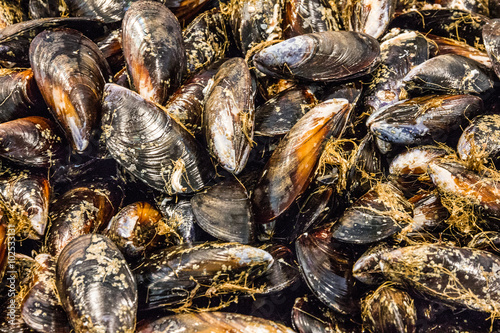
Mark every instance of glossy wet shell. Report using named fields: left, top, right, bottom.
left=101, top=83, right=214, bottom=194
left=482, top=19, right=500, bottom=79
left=284, top=0, right=341, bottom=38
left=457, top=114, right=500, bottom=163
left=122, top=1, right=186, bottom=105
left=253, top=31, right=380, bottom=81
left=65, top=0, right=132, bottom=23
left=345, top=0, right=395, bottom=39
left=30, top=28, right=110, bottom=153
left=204, top=57, right=255, bottom=174
left=136, top=312, right=296, bottom=332
left=56, top=234, right=137, bottom=333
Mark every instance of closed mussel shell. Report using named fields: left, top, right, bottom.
left=30, top=28, right=110, bottom=153
left=253, top=31, right=380, bottom=82
left=468, top=231, right=500, bottom=253
left=402, top=54, right=494, bottom=96
left=136, top=312, right=295, bottom=332
left=296, top=223, right=359, bottom=314
left=56, top=234, right=137, bottom=333
left=102, top=83, right=214, bottom=194
left=429, top=34, right=491, bottom=69
left=157, top=198, right=202, bottom=244
left=191, top=178, right=255, bottom=244
left=0, top=116, right=66, bottom=168
left=104, top=202, right=163, bottom=259
left=345, top=0, right=395, bottom=39
left=332, top=182, right=413, bottom=244
left=252, top=99, right=350, bottom=223
left=361, top=284, right=417, bottom=333
left=29, top=0, right=61, bottom=19
left=284, top=0, right=341, bottom=38
left=458, top=114, right=500, bottom=165
left=352, top=242, right=394, bottom=285
left=367, top=94, right=483, bottom=146
left=204, top=57, right=255, bottom=174
left=400, top=190, right=449, bottom=235
left=123, top=1, right=186, bottom=105
left=64, top=0, right=132, bottom=23
left=483, top=19, right=500, bottom=79
left=21, top=254, right=70, bottom=333
left=134, top=242, right=273, bottom=310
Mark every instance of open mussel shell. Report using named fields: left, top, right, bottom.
left=191, top=178, right=255, bottom=244
left=47, top=179, right=123, bottom=257
left=0, top=68, right=45, bottom=123
left=367, top=94, right=483, bottom=146
left=252, top=99, right=350, bottom=223
left=483, top=19, right=500, bottom=79
left=56, top=234, right=137, bottom=332
left=458, top=114, right=500, bottom=165
left=137, top=312, right=295, bottom=332
left=402, top=54, right=494, bottom=96
left=104, top=202, right=163, bottom=259
left=134, top=242, right=273, bottom=310
left=0, top=168, right=50, bottom=239
left=183, top=8, right=229, bottom=76
left=21, top=254, right=70, bottom=333
left=361, top=284, right=417, bottom=333
left=284, top=0, right=341, bottom=38
left=345, top=0, right=395, bottom=39
left=65, top=0, right=132, bottom=23
left=255, top=86, right=318, bottom=137
left=333, top=182, right=413, bottom=244
left=123, top=1, right=186, bottom=105
left=296, top=223, right=359, bottom=314
left=0, top=17, right=109, bottom=67
left=30, top=28, right=110, bottom=153
left=254, top=31, right=380, bottom=82
left=102, top=83, right=214, bottom=194
left=204, top=57, right=255, bottom=174
left=0, top=116, right=66, bottom=168
left=292, top=295, right=361, bottom=333
left=379, top=244, right=500, bottom=314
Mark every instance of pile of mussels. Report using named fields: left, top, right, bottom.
left=4, top=0, right=500, bottom=332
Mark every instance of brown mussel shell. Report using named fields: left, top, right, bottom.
left=253, top=31, right=380, bottom=82
left=203, top=57, right=255, bottom=174
left=429, top=34, right=492, bottom=69
left=104, top=202, right=163, bottom=259
left=284, top=0, right=341, bottom=38
left=134, top=242, right=273, bottom=310
left=191, top=178, right=255, bottom=244
left=483, top=19, right=500, bottom=79
left=102, top=83, right=214, bottom=194
left=252, top=99, right=350, bottom=223
left=29, top=0, right=61, bottom=19
left=0, top=17, right=109, bottom=67
left=0, top=116, right=65, bottom=168
left=344, top=0, right=395, bottom=39
left=56, top=234, right=137, bottom=332
left=30, top=28, right=110, bottom=153
left=136, top=312, right=295, bottom=332
left=122, top=1, right=186, bottom=105
left=21, top=254, right=70, bottom=333
left=400, top=190, right=449, bottom=235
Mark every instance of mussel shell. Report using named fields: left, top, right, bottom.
left=252, top=99, right=350, bottom=223
left=352, top=242, right=394, bottom=285
left=361, top=284, right=417, bottom=333
left=332, top=182, right=413, bottom=244
left=0, top=68, right=45, bottom=123
left=30, top=28, right=110, bottom=153
left=64, top=0, right=131, bottom=23
left=29, top=0, right=61, bottom=19
left=483, top=19, right=500, bottom=79
left=468, top=231, right=500, bottom=253
left=345, top=0, right=395, bottom=39
left=136, top=312, right=295, bottom=332
left=367, top=95, right=483, bottom=145
left=0, top=168, right=50, bottom=239
left=253, top=31, right=380, bottom=82
left=104, top=202, right=163, bottom=259
left=97, top=29, right=124, bottom=72
left=157, top=198, right=204, bottom=244
left=0, top=116, right=66, bottom=167
left=183, top=8, right=229, bottom=76
left=292, top=295, right=361, bottom=333
left=255, top=86, right=317, bottom=137
left=284, top=0, right=341, bottom=38
left=21, top=254, right=70, bottom=333
left=122, top=1, right=186, bottom=105
left=380, top=244, right=500, bottom=314
left=191, top=178, right=255, bottom=244
left=204, top=57, right=255, bottom=174
left=47, top=180, right=123, bottom=256
left=56, top=234, right=137, bottom=332
left=402, top=54, right=494, bottom=95
left=0, top=17, right=109, bottom=66
left=457, top=114, right=500, bottom=164
left=429, top=34, right=492, bottom=69
left=401, top=190, right=449, bottom=234
left=102, top=83, right=214, bottom=194
left=296, top=223, right=359, bottom=314
left=134, top=242, right=273, bottom=310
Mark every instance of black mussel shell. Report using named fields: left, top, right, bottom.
left=56, top=234, right=137, bottom=332
left=400, top=190, right=449, bottom=235
left=29, top=0, right=61, bottom=19
left=191, top=178, right=255, bottom=244
left=64, top=0, right=132, bottom=23
left=253, top=31, right=380, bottom=82
left=429, top=34, right=491, bottom=69
left=345, top=0, right=395, bottom=39
left=458, top=114, right=500, bottom=165
left=101, top=83, right=214, bottom=194
left=352, top=242, right=394, bottom=285
left=468, top=231, right=500, bottom=254
left=157, top=198, right=205, bottom=244
left=284, top=0, right=341, bottom=38
left=484, top=19, right=500, bottom=79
